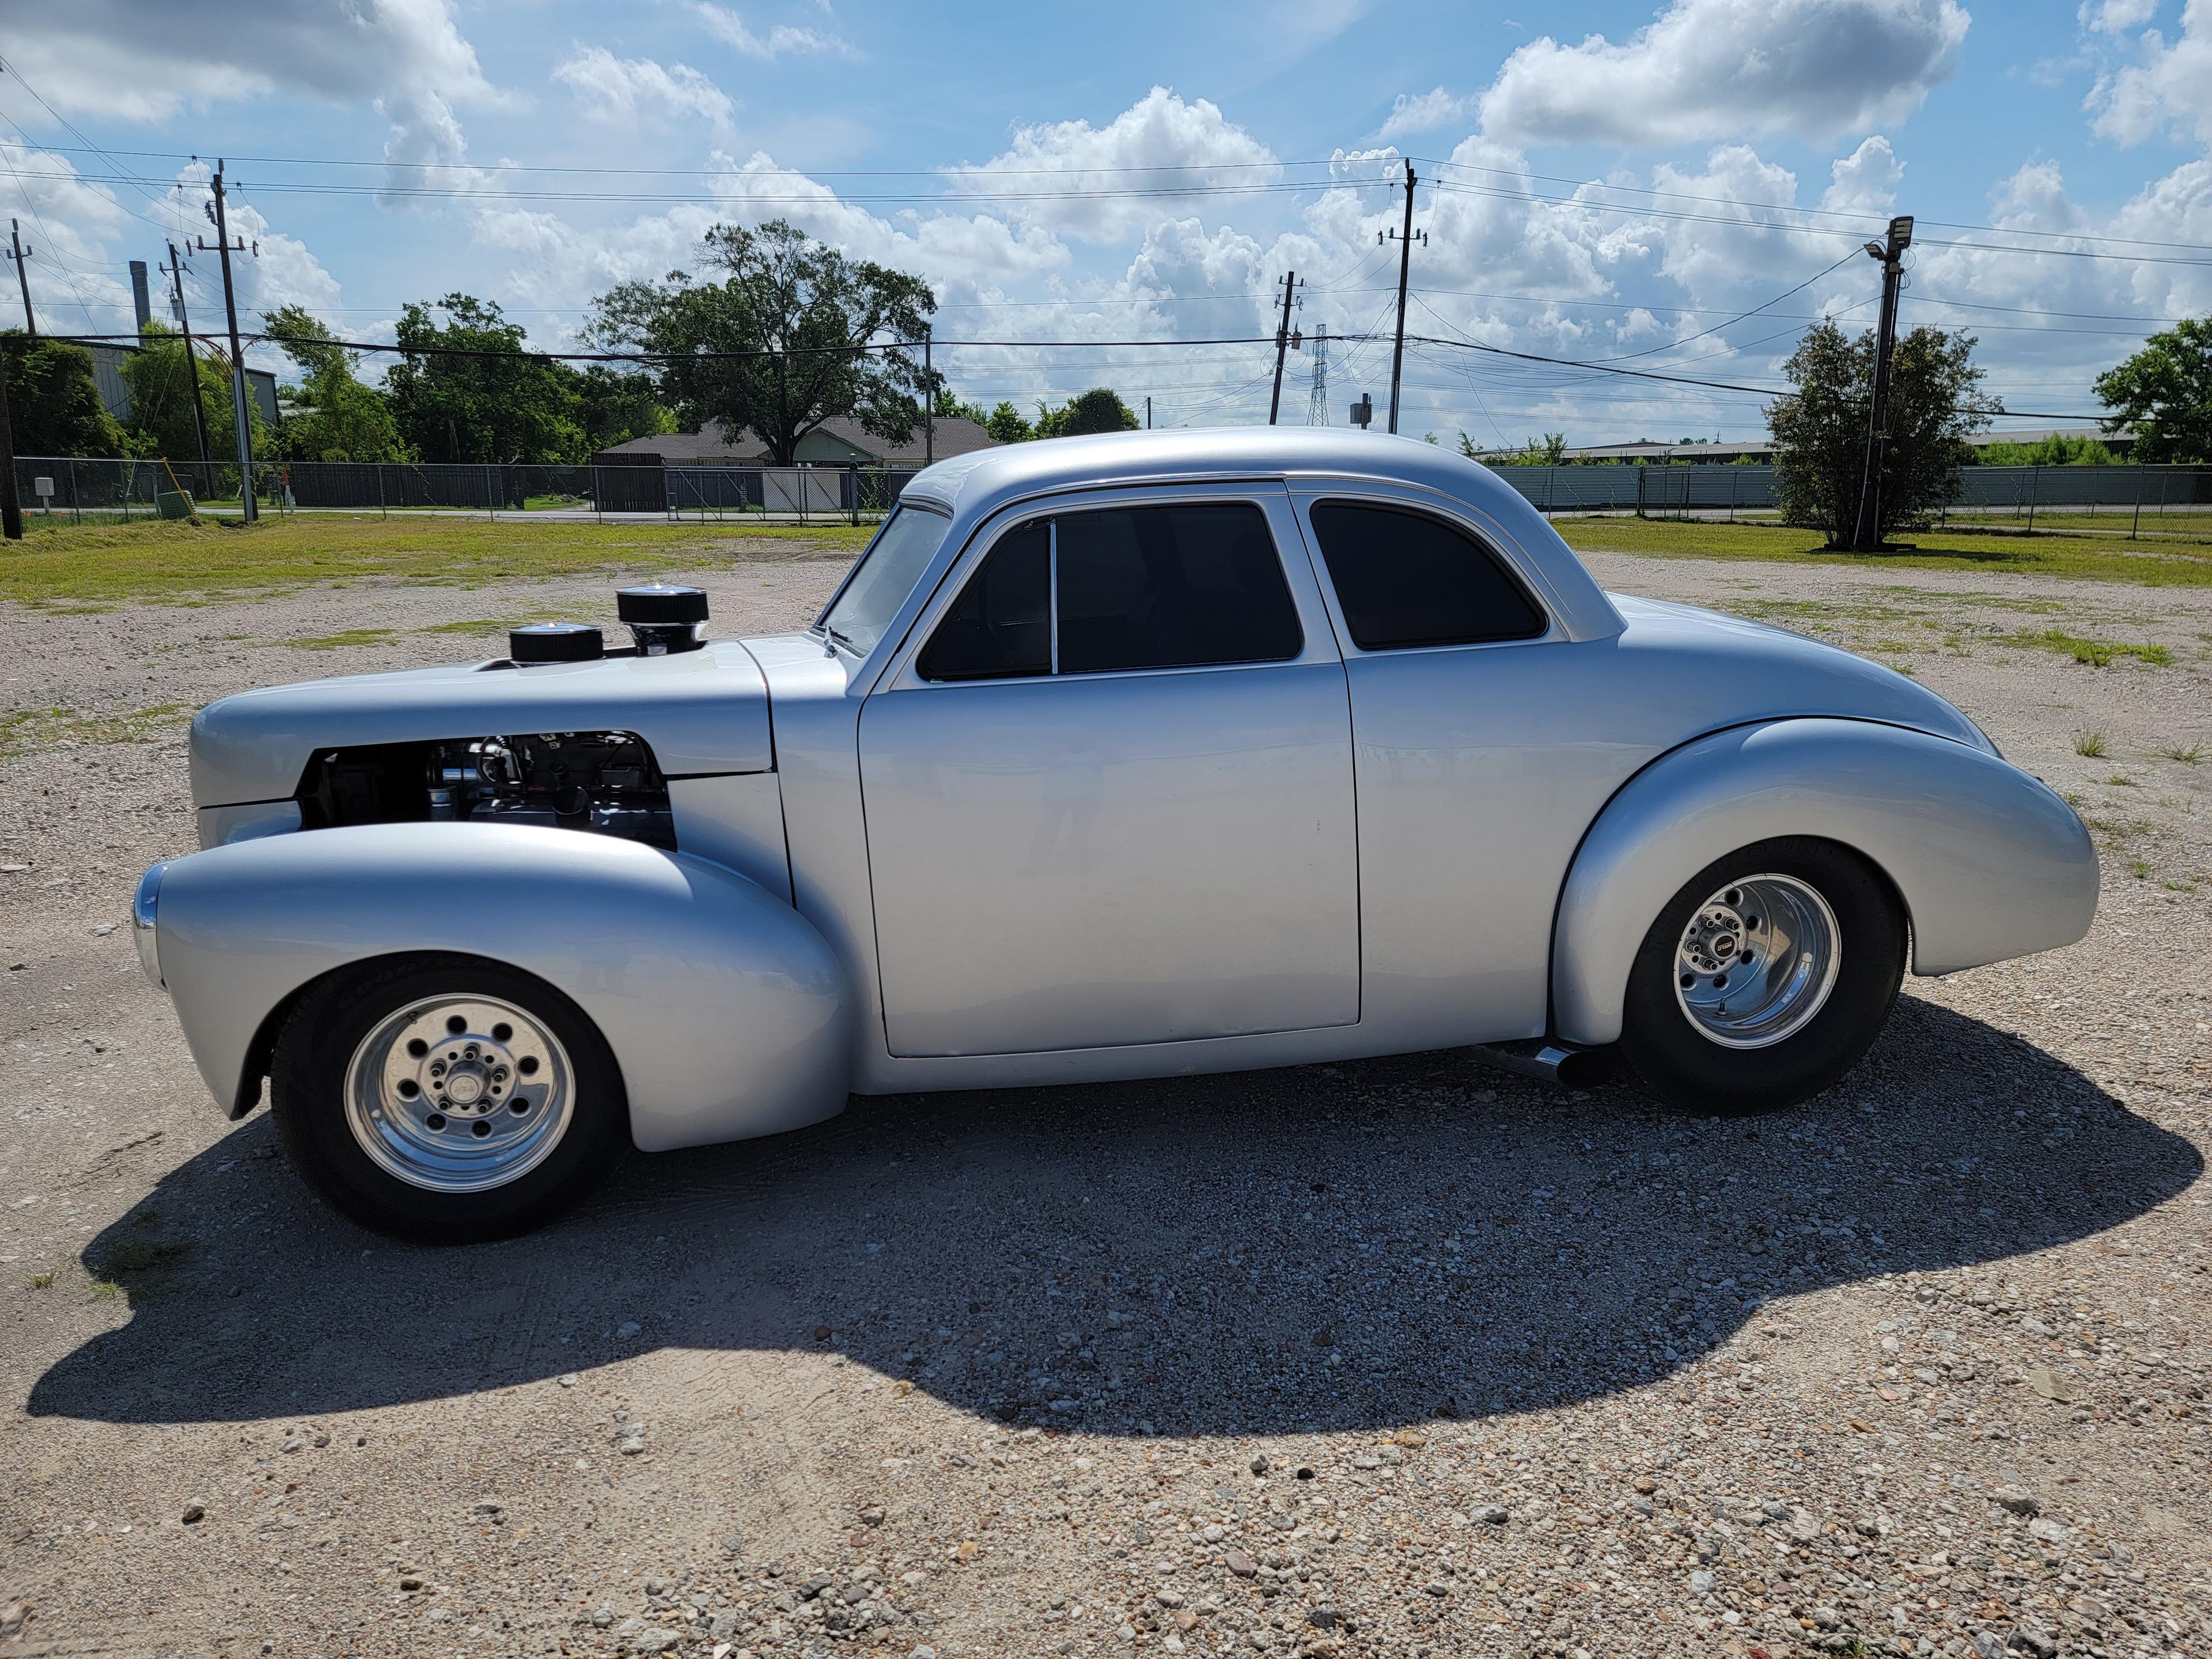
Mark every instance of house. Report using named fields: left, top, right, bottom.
left=590, top=415, right=999, bottom=469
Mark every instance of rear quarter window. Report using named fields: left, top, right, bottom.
left=1307, top=500, right=1547, bottom=651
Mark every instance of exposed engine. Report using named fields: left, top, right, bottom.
left=297, top=730, right=676, bottom=849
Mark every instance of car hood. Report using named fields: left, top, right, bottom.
left=1604, top=593, right=1998, bottom=755
left=190, top=640, right=775, bottom=808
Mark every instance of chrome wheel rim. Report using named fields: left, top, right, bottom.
left=1672, top=873, right=1841, bottom=1050
left=344, top=995, right=574, bottom=1193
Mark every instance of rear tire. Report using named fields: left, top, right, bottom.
left=1619, top=838, right=1904, bottom=1116
left=270, top=953, right=629, bottom=1243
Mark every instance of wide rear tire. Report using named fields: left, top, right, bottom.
left=1618, top=837, right=1904, bottom=1116
left=270, top=953, right=629, bottom=1243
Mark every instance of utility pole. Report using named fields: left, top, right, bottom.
left=5, top=221, right=34, bottom=337
left=1850, top=214, right=1914, bottom=552
left=164, top=242, right=216, bottom=497
left=1145, top=396, right=1151, bottom=430
left=1384, top=161, right=1425, bottom=435
left=0, top=346, right=22, bottom=540
left=923, top=324, right=934, bottom=467
left=1307, top=323, right=1330, bottom=425
left=195, top=162, right=260, bottom=523
left=1267, top=271, right=1303, bottom=425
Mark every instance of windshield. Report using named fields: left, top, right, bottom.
left=818, top=504, right=955, bottom=656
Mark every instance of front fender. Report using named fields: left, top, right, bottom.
left=1552, top=718, right=2097, bottom=1047
left=154, top=823, right=851, bottom=1152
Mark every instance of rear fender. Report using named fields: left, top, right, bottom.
left=1552, top=718, right=2097, bottom=1047
left=154, top=823, right=851, bottom=1151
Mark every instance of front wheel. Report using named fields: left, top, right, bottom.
left=270, top=953, right=630, bottom=1243
left=1619, top=838, right=1905, bottom=1116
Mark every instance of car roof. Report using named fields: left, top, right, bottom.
left=899, top=426, right=1622, bottom=644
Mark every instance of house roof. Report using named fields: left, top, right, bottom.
left=594, top=415, right=999, bottom=465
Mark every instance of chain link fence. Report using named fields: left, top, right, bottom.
left=7, top=458, right=925, bottom=526
left=13, top=456, right=2212, bottom=537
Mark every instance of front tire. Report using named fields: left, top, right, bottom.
left=270, top=953, right=629, bottom=1243
left=1619, top=838, right=1904, bottom=1116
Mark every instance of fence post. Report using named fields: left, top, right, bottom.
left=594, top=467, right=602, bottom=525
left=69, top=459, right=80, bottom=525
left=376, top=462, right=387, bottom=521
left=2025, top=464, right=2038, bottom=532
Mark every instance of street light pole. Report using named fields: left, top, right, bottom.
left=1850, top=214, right=1914, bottom=552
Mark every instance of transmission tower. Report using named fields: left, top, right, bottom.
left=1306, top=323, right=1328, bottom=425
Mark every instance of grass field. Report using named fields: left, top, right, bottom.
left=0, top=514, right=873, bottom=608
left=5, top=509, right=2212, bottom=608
left=1557, top=515, right=2212, bottom=587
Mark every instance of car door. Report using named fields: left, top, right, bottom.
left=857, top=485, right=1358, bottom=1058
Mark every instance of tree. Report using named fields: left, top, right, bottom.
left=385, top=294, right=586, bottom=463
left=1060, top=387, right=1139, bottom=436
left=933, top=388, right=989, bottom=425
left=0, top=330, right=124, bottom=456
left=1766, top=320, right=1991, bottom=548
left=590, top=220, right=936, bottom=465
left=984, top=400, right=1032, bottom=444
left=2094, top=317, right=2212, bottom=463
left=576, top=365, right=675, bottom=452
left=116, top=323, right=262, bottom=490
left=263, top=305, right=411, bottom=463
left=1973, top=433, right=2114, bottom=467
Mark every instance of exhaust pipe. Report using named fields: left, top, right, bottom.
left=1467, top=1038, right=1617, bottom=1089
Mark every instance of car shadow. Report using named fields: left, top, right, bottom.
left=30, top=994, right=2200, bottom=1433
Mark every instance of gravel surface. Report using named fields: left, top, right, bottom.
left=1, top=540, right=2207, bottom=1659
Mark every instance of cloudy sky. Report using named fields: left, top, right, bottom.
left=2, top=0, right=2208, bottom=444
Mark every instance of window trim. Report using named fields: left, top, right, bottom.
left=1295, top=488, right=1558, bottom=658
left=812, top=498, right=956, bottom=660
left=903, top=490, right=1318, bottom=687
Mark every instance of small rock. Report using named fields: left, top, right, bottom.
left=634, top=1631, right=680, bottom=1654
left=280, top=1437, right=304, bottom=1455
left=1225, top=1549, right=1258, bottom=1578
left=1478, top=1504, right=1509, bottom=1525
left=1689, top=1571, right=1714, bottom=1596
left=90, top=923, right=114, bottom=937
left=1633, top=1476, right=1656, bottom=1495
left=312, top=1432, right=329, bottom=1448
left=401, top=1577, right=425, bottom=1593
left=1812, top=1606, right=1843, bottom=1631
left=2027, top=1518, right=2069, bottom=1543
left=556, top=1373, right=578, bottom=1388
left=1993, top=1484, right=2040, bottom=1516
left=590, top=1606, right=616, bottom=1628
left=2008, top=1629, right=2058, bottom=1659
left=1971, top=1634, right=2004, bottom=1659
left=180, top=1504, right=204, bottom=1525
left=1249, top=1455, right=1269, bottom=1475
left=2025, top=1367, right=2075, bottom=1403
left=860, top=1506, right=885, bottom=1527
left=616, top=1320, right=642, bottom=1338
left=813, top=1324, right=833, bottom=1341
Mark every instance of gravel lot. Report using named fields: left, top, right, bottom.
left=2, top=534, right=2209, bottom=1659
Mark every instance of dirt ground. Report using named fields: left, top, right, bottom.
left=1, top=532, right=2208, bottom=1659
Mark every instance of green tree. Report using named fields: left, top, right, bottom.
left=576, top=364, right=675, bottom=452
left=116, top=324, right=263, bottom=491
left=590, top=219, right=936, bottom=465
left=984, top=400, right=1033, bottom=444
left=0, top=330, right=124, bottom=457
left=933, top=388, right=989, bottom=425
left=262, top=304, right=411, bottom=463
left=1972, top=433, right=2114, bottom=467
left=1060, top=387, right=1139, bottom=436
left=2094, top=317, right=2212, bottom=463
left=1766, top=320, right=1991, bottom=548
left=385, top=294, right=585, bottom=463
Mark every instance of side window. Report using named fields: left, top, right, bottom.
left=1056, top=503, right=1301, bottom=673
left=915, top=520, right=1050, bottom=681
left=1307, top=501, right=1547, bottom=651
left=916, top=502, right=1304, bottom=681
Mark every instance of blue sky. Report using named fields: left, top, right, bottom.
left=4, top=0, right=2210, bottom=443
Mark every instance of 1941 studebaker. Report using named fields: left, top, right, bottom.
left=133, top=430, right=2098, bottom=1241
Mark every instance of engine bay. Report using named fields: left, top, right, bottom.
left=296, top=730, right=676, bottom=849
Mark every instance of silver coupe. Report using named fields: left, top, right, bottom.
left=134, top=430, right=2097, bottom=1240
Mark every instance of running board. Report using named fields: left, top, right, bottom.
left=1466, top=1039, right=1618, bottom=1089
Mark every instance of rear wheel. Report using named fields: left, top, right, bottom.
left=1619, top=838, right=1904, bottom=1116
left=270, top=954, right=628, bottom=1243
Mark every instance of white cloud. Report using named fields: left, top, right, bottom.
left=1478, top=0, right=1971, bottom=145
left=2078, top=0, right=2158, bottom=31
left=961, top=88, right=1279, bottom=245
left=690, top=3, right=851, bottom=59
left=552, top=47, right=734, bottom=128
left=2086, top=0, right=2212, bottom=146
left=1375, top=88, right=1480, bottom=142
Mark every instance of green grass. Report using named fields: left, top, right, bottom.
left=2006, top=630, right=2173, bottom=668
left=0, top=703, right=188, bottom=759
left=1560, top=516, right=2212, bottom=588
left=277, top=616, right=527, bottom=651
left=2160, top=742, right=2203, bottom=764
left=0, top=514, right=873, bottom=608
left=2074, top=729, right=2109, bottom=757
